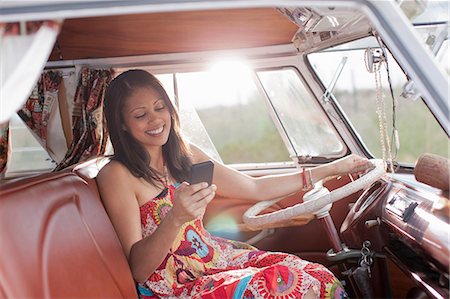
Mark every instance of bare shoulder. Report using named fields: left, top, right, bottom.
left=97, top=159, right=131, bottom=184
left=96, top=160, right=136, bottom=199
left=95, top=159, right=141, bottom=213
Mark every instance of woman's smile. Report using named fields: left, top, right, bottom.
left=145, top=125, right=165, bottom=136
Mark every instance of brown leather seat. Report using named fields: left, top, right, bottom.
left=0, top=170, right=137, bottom=298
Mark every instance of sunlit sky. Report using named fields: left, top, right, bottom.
left=157, top=59, right=257, bottom=110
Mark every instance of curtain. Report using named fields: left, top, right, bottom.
left=18, top=71, right=62, bottom=152
left=0, top=20, right=60, bottom=177
left=0, top=123, right=9, bottom=178
left=0, top=21, right=60, bottom=124
left=55, top=68, right=113, bottom=171
left=1, top=21, right=58, bottom=35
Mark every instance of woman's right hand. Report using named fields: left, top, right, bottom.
left=329, top=154, right=374, bottom=177
left=171, top=182, right=217, bottom=226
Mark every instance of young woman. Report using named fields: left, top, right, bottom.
left=97, top=69, right=372, bottom=299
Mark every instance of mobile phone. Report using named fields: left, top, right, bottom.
left=188, top=160, right=214, bottom=186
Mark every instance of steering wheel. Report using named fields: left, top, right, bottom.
left=243, top=159, right=386, bottom=230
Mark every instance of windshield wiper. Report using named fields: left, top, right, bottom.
left=321, top=56, right=348, bottom=104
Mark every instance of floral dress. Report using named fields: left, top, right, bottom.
left=138, top=184, right=347, bottom=299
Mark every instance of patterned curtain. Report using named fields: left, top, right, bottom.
left=1, top=20, right=59, bottom=35
left=55, top=68, right=113, bottom=170
left=0, top=123, right=9, bottom=178
left=0, top=20, right=61, bottom=176
left=18, top=71, right=62, bottom=151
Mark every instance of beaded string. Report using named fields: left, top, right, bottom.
left=364, top=48, right=394, bottom=173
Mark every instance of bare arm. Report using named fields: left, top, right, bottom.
left=191, top=144, right=372, bottom=201
left=97, top=160, right=216, bottom=283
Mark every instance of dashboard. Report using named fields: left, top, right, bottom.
left=340, top=173, right=449, bottom=299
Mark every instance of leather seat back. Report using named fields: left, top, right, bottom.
left=0, top=172, right=137, bottom=298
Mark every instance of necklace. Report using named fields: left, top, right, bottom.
left=161, top=164, right=169, bottom=187
left=156, top=162, right=169, bottom=188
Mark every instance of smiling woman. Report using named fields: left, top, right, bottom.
left=96, top=69, right=369, bottom=299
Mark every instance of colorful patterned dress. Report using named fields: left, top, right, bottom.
left=138, top=184, right=347, bottom=299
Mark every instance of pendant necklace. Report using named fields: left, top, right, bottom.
left=159, top=161, right=169, bottom=188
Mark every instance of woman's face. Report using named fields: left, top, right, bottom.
left=122, top=86, right=172, bottom=150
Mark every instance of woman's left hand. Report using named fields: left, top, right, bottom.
left=330, top=154, right=374, bottom=177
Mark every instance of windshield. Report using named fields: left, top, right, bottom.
left=308, top=36, right=449, bottom=164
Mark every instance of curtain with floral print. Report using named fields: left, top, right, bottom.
left=55, top=68, right=113, bottom=170
left=0, top=20, right=60, bottom=176
left=0, top=124, right=9, bottom=178
left=18, top=71, right=62, bottom=152
left=0, top=20, right=59, bottom=35
left=0, top=20, right=60, bottom=123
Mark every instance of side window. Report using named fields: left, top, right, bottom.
left=7, top=114, right=55, bottom=176
left=176, top=62, right=290, bottom=165
left=436, top=39, right=449, bottom=76
left=155, top=73, right=222, bottom=162
left=414, top=24, right=449, bottom=78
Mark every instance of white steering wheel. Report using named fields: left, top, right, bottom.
left=243, top=159, right=386, bottom=230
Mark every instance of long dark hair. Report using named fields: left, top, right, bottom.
left=104, top=69, right=192, bottom=186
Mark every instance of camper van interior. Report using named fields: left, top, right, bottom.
left=0, top=1, right=448, bottom=298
